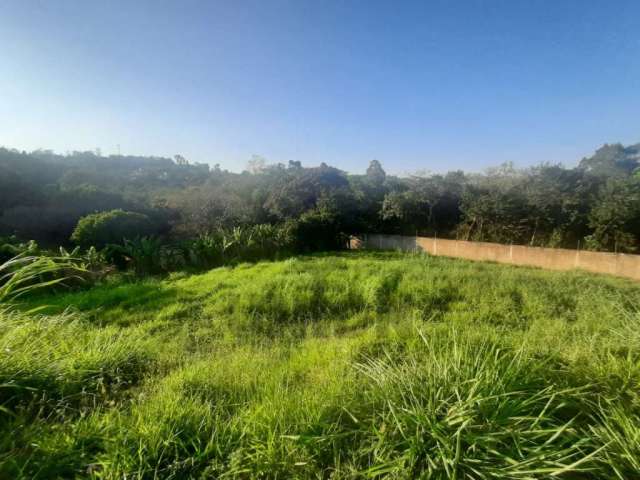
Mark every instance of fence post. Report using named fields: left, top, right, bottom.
left=575, top=240, right=580, bottom=268
left=509, top=242, right=513, bottom=263
left=434, top=232, right=438, bottom=256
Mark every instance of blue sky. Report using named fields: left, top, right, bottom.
left=1, top=0, right=639, bottom=174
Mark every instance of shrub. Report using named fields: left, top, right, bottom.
left=71, top=210, right=161, bottom=248
left=103, top=236, right=167, bottom=276
left=288, top=208, right=346, bottom=252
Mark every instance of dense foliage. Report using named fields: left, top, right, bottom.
left=2, top=145, right=639, bottom=477
left=2, top=252, right=639, bottom=478
left=71, top=209, right=163, bottom=247
left=2, top=143, right=640, bottom=253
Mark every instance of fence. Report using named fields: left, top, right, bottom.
left=350, top=234, right=640, bottom=281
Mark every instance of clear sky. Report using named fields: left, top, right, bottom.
left=1, top=0, right=639, bottom=174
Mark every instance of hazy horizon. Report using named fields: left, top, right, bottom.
left=0, top=141, right=632, bottom=178
left=2, top=0, right=639, bottom=174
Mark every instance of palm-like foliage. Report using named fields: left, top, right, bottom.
left=96, top=224, right=296, bottom=276
left=185, top=233, right=224, bottom=268
left=181, top=225, right=294, bottom=270
left=0, top=254, right=87, bottom=304
left=105, top=237, right=165, bottom=276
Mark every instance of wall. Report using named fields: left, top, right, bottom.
left=351, top=234, right=640, bottom=281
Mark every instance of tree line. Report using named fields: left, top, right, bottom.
left=1, top=142, right=640, bottom=254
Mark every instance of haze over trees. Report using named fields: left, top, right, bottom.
left=1, top=141, right=640, bottom=253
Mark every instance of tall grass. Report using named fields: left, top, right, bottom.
left=0, top=254, right=87, bottom=305
left=2, top=251, right=640, bottom=478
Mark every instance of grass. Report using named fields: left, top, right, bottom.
left=1, top=251, right=640, bottom=478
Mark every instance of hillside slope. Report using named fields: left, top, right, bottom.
left=2, top=252, right=640, bottom=478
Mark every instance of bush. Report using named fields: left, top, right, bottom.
left=288, top=208, right=346, bottom=252
left=71, top=210, right=161, bottom=248
left=104, top=236, right=169, bottom=276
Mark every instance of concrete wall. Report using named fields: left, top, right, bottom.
left=352, top=234, right=640, bottom=281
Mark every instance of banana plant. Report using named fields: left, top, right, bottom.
left=0, top=253, right=88, bottom=304
left=59, top=246, right=81, bottom=257
left=105, top=237, right=165, bottom=276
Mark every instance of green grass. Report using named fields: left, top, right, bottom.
left=2, top=251, right=640, bottom=478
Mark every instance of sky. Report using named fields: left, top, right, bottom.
left=1, top=0, right=639, bottom=174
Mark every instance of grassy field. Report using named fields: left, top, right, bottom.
left=1, top=251, right=640, bottom=479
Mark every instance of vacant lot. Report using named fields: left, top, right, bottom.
left=2, top=251, right=639, bottom=478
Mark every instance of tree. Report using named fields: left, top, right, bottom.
left=381, top=173, right=464, bottom=236
left=288, top=206, right=345, bottom=252
left=585, top=177, right=640, bottom=252
left=246, top=155, right=267, bottom=174
left=366, top=159, right=386, bottom=186
left=264, top=164, right=352, bottom=219
left=71, top=210, right=163, bottom=247
left=174, top=154, right=189, bottom=166
left=3, top=140, right=640, bottom=254
left=458, top=185, right=530, bottom=243
left=520, top=164, right=591, bottom=247
left=579, top=143, right=640, bottom=178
